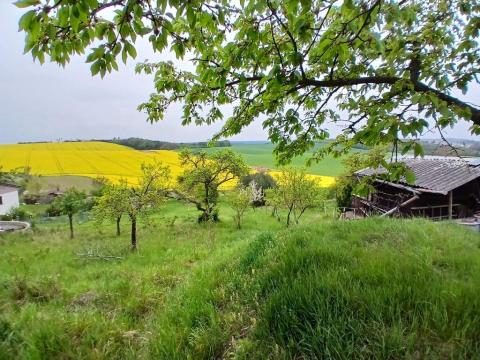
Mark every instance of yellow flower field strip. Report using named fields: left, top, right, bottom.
left=268, top=171, right=335, bottom=188
left=0, top=142, right=335, bottom=188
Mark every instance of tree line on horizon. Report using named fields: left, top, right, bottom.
left=105, top=137, right=232, bottom=150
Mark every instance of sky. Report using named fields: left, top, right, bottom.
left=0, top=3, right=479, bottom=145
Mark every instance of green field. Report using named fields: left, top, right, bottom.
left=202, top=143, right=347, bottom=177
left=1, top=199, right=479, bottom=359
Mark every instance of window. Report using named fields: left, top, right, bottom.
left=0, top=196, right=2, bottom=205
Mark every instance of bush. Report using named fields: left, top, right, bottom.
left=7, top=207, right=31, bottom=221
left=335, top=178, right=354, bottom=209
left=45, top=203, right=62, bottom=217
left=240, top=172, right=276, bottom=190
left=22, top=193, right=40, bottom=205
left=240, top=172, right=277, bottom=207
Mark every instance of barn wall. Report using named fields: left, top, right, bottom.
left=355, top=178, right=480, bottom=219
left=0, top=190, right=20, bottom=215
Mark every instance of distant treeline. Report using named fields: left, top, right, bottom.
left=104, top=137, right=231, bottom=150
left=419, top=140, right=480, bottom=157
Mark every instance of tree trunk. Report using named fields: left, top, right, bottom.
left=204, top=183, right=210, bottom=221
left=286, top=207, right=292, bottom=227
left=116, top=216, right=121, bottom=236
left=68, top=214, right=74, bottom=239
left=130, top=217, right=137, bottom=251
left=235, top=213, right=241, bottom=229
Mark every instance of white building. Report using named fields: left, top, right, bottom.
left=0, top=185, right=19, bottom=215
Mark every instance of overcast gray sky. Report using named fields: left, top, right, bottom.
left=1, top=3, right=479, bottom=144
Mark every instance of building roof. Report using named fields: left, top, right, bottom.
left=356, top=159, right=480, bottom=195
left=0, top=184, right=19, bottom=195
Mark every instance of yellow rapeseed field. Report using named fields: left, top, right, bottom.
left=0, top=142, right=334, bottom=188
left=0, top=142, right=182, bottom=185
left=268, top=170, right=335, bottom=188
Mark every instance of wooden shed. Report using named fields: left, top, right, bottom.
left=353, top=159, right=480, bottom=220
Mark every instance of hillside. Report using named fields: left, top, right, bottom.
left=0, top=205, right=479, bottom=359
left=0, top=142, right=336, bottom=186
left=0, top=142, right=184, bottom=184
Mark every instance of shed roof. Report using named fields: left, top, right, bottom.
left=356, top=159, right=480, bottom=195
left=0, top=184, right=19, bottom=195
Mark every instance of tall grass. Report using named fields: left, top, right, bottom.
left=236, top=219, right=480, bottom=359
left=0, top=203, right=479, bottom=359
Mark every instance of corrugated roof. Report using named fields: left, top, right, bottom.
left=356, top=159, right=480, bottom=194
left=0, top=184, right=18, bottom=194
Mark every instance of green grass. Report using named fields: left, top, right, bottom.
left=199, top=143, right=348, bottom=177
left=0, top=201, right=479, bottom=359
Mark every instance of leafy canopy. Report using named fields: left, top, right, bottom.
left=118, top=161, right=171, bottom=220
left=93, top=182, right=128, bottom=223
left=93, top=161, right=170, bottom=249
left=177, top=148, right=249, bottom=221
left=54, top=187, right=87, bottom=217
left=15, top=0, right=480, bottom=163
left=268, top=167, right=327, bottom=226
left=228, top=185, right=252, bottom=229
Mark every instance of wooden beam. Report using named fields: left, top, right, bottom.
left=380, top=195, right=419, bottom=218
left=448, top=191, right=453, bottom=220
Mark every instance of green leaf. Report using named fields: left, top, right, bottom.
left=186, top=6, right=196, bottom=26
left=91, top=60, right=101, bottom=76
left=121, top=47, right=128, bottom=64
left=18, top=10, right=36, bottom=31
left=85, top=0, right=99, bottom=9
left=124, top=42, right=137, bottom=58
left=405, top=169, right=416, bottom=184
left=413, top=143, right=424, bottom=157
left=14, top=0, right=39, bottom=8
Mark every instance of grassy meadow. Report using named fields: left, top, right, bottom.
left=232, top=143, right=344, bottom=176
left=1, top=199, right=480, bottom=359
left=205, top=143, right=346, bottom=177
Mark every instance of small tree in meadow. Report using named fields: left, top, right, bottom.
left=53, top=188, right=87, bottom=239
left=93, top=183, right=127, bottom=236
left=177, top=149, right=249, bottom=222
left=228, top=186, right=252, bottom=229
left=96, top=162, right=171, bottom=251
left=270, top=168, right=326, bottom=227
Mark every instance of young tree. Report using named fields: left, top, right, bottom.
left=15, top=1, right=480, bottom=171
left=228, top=186, right=253, bottom=229
left=335, top=146, right=388, bottom=209
left=93, top=183, right=127, bottom=236
left=177, top=149, right=249, bottom=222
left=270, top=168, right=326, bottom=226
left=53, top=188, right=87, bottom=239
left=108, top=162, right=170, bottom=251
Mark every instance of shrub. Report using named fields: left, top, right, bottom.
left=240, top=172, right=276, bottom=190
left=228, top=186, right=252, bottom=229
left=7, top=207, right=31, bottom=221
left=22, top=193, right=41, bottom=205
left=45, top=203, right=62, bottom=217
left=240, top=172, right=277, bottom=207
